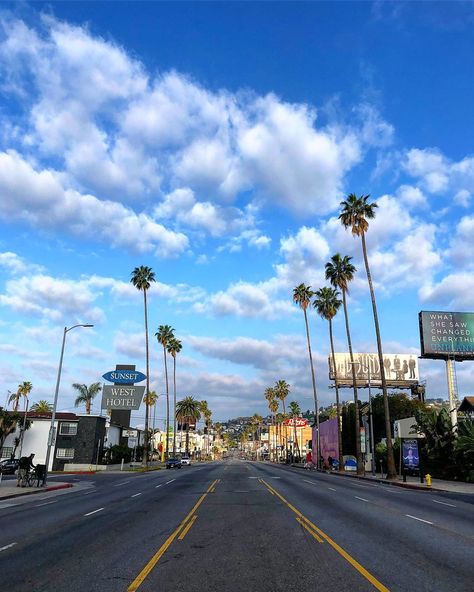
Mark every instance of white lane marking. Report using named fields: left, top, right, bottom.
left=355, top=496, right=370, bottom=502
left=0, top=542, right=17, bottom=552
left=131, top=493, right=142, bottom=498
left=303, top=480, right=315, bottom=485
left=166, top=479, right=176, bottom=485
left=113, top=480, right=131, bottom=487
left=270, top=477, right=281, bottom=479
left=433, top=499, right=456, bottom=508
left=34, top=500, right=57, bottom=507
left=84, top=507, right=104, bottom=517
left=406, top=514, right=433, bottom=525
left=248, top=477, right=259, bottom=479
left=155, top=484, right=163, bottom=489
left=328, top=487, right=337, bottom=491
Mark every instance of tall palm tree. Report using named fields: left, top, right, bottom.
left=143, top=390, right=158, bottom=454
left=293, top=283, right=320, bottom=466
left=155, top=324, right=175, bottom=460
left=200, top=400, right=212, bottom=458
left=340, top=193, right=396, bottom=478
left=274, top=379, right=290, bottom=462
left=167, top=337, right=182, bottom=457
left=314, top=286, right=344, bottom=471
left=176, top=396, right=201, bottom=456
left=9, top=381, right=33, bottom=412
left=251, top=413, right=263, bottom=459
left=325, top=253, right=363, bottom=475
left=72, top=382, right=102, bottom=414
left=269, top=399, right=279, bottom=461
left=288, top=401, right=302, bottom=461
left=131, top=265, right=156, bottom=465
left=30, top=400, right=53, bottom=413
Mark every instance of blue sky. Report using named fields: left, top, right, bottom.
left=1, top=2, right=473, bottom=426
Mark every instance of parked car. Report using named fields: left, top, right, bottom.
left=180, top=456, right=191, bottom=466
left=166, top=458, right=182, bottom=469
left=0, top=458, right=20, bottom=475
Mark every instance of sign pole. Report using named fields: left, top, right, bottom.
left=446, top=357, right=458, bottom=430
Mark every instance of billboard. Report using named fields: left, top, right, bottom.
left=402, top=439, right=419, bottom=470
left=419, top=311, right=474, bottom=360
left=328, top=353, right=419, bottom=387
left=283, top=418, right=309, bottom=427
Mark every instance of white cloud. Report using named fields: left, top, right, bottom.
left=447, top=215, right=474, bottom=269
left=397, top=184, right=427, bottom=208
left=0, top=252, right=43, bottom=274
left=0, top=151, right=188, bottom=257
left=187, top=334, right=306, bottom=370
left=0, top=274, right=104, bottom=323
left=419, top=272, right=474, bottom=310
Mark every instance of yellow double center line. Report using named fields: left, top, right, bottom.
left=260, top=479, right=389, bottom=592
left=128, top=479, right=219, bottom=592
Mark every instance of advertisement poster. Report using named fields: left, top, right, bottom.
left=419, top=311, right=474, bottom=360
left=328, top=353, right=419, bottom=386
left=402, top=439, right=420, bottom=470
left=318, top=418, right=339, bottom=467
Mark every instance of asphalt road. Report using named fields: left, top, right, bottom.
left=0, top=460, right=472, bottom=591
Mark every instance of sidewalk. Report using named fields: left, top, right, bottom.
left=0, top=478, right=73, bottom=500
left=291, top=463, right=474, bottom=494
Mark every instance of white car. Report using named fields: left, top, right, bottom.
left=180, top=456, right=191, bottom=466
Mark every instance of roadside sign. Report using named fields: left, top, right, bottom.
left=102, top=370, right=146, bottom=384
left=122, top=429, right=138, bottom=438
left=101, top=385, right=145, bottom=410
left=127, top=437, right=138, bottom=448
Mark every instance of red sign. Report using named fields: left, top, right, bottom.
left=283, top=417, right=309, bottom=428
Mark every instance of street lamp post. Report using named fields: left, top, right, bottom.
left=43, top=324, right=93, bottom=486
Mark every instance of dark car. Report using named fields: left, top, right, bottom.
left=0, top=458, right=20, bottom=475
left=165, top=458, right=182, bottom=469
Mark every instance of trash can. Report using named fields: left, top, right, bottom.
left=35, top=464, right=46, bottom=486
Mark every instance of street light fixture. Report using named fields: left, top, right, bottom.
left=43, top=324, right=94, bottom=486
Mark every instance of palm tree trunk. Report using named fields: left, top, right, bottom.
left=163, top=346, right=170, bottom=460
left=143, top=290, right=150, bottom=466
left=293, top=418, right=297, bottom=462
left=172, top=356, right=177, bottom=457
left=282, top=400, right=288, bottom=462
left=361, top=233, right=396, bottom=479
left=86, top=399, right=91, bottom=414
left=342, top=290, right=363, bottom=475
left=303, top=308, right=320, bottom=469
left=185, top=424, right=189, bottom=456
left=329, top=318, right=344, bottom=472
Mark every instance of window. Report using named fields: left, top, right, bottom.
left=0, top=447, right=13, bottom=459
left=56, top=448, right=75, bottom=459
left=59, top=422, right=78, bottom=435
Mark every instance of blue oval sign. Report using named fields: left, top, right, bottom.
left=102, top=370, right=147, bottom=384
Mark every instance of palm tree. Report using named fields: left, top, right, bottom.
left=143, top=390, right=158, bottom=455
left=167, top=336, right=182, bottom=457
left=314, top=286, right=344, bottom=471
left=269, top=399, right=279, bottom=462
left=9, top=381, right=33, bottom=412
left=72, top=382, right=102, bottom=414
left=339, top=193, right=396, bottom=478
left=293, top=283, right=320, bottom=466
left=200, top=400, right=212, bottom=458
left=274, top=379, right=290, bottom=462
left=30, top=400, right=53, bottom=413
left=155, top=324, right=175, bottom=460
left=325, top=253, right=363, bottom=475
left=251, top=414, right=263, bottom=459
left=176, top=396, right=201, bottom=456
left=288, top=401, right=301, bottom=461
left=131, top=265, right=156, bottom=465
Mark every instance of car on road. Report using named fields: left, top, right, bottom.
left=166, top=458, right=182, bottom=469
left=180, top=456, right=191, bottom=466
left=0, top=458, right=20, bottom=475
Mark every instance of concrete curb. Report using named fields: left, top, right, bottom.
left=0, top=482, right=73, bottom=501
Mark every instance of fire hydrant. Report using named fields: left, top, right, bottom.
left=426, top=474, right=432, bottom=487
